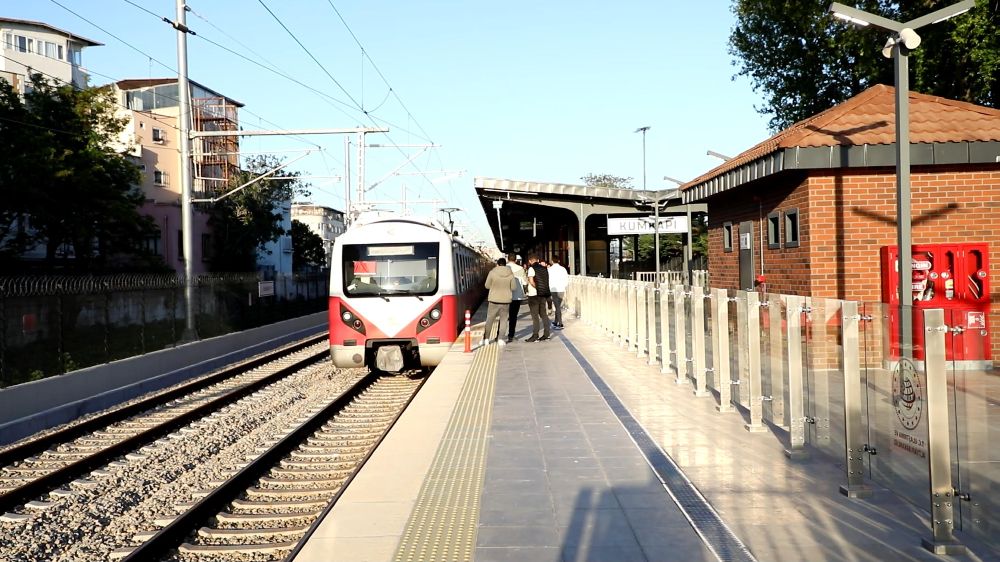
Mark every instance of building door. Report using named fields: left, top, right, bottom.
left=739, top=221, right=754, bottom=290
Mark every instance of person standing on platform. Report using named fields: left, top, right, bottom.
left=506, top=254, right=527, bottom=343
left=482, top=257, right=515, bottom=346
left=548, top=256, right=569, bottom=330
left=525, top=255, right=551, bottom=342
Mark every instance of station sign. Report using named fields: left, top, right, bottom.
left=607, top=216, right=688, bottom=236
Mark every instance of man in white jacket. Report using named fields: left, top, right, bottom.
left=505, top=254, right=528, bottom=342
left=548, top=256, right=569, bottom=329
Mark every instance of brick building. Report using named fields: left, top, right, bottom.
left=680, top=85, right=1000, bottom=360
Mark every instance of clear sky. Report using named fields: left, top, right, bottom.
left=7, top=0, right=772, bottom=248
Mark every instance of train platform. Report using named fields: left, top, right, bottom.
left=291, top=306, right=989, bottom=562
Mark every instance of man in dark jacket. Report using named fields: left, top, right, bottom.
left=483, top=258, right=515, bottom=346
left=525, top=255, right=551, bottom=342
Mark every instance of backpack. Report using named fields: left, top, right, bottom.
left=531, top=263, right=551, bottom=297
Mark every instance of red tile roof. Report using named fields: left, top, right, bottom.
left=682, top=84, right=1000, bottom=190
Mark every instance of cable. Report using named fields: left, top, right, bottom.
left=256, top=0, right=362, bottom=111
left=323, top=0, right=435, bottom=143
left=120, top=0, right=168, bottom=22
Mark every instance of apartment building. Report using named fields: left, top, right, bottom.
left=114, top=78, right=243, bottom=274
left=291, top=203, right=347, bottom=267
left=0, top=17, right=100, bottom=91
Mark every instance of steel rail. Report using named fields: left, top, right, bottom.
left=0, top=334, right=326, bottom=467
left=0, top=343, right=327, bottom=513
left=121, top=371, right=426, bottom=561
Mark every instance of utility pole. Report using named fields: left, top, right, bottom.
left=343, top=136, right=351, bottom=224
left=174, top=0, right=197, bottom=340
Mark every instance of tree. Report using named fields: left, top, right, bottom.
left=0, top=74, right=160, bottom=271
left=582, top=173, right=634, bottom=189
left=207, top=155, right=310, bottom=271
left=291, top=219, right=326, bottom=272
left=729, top=0, right=1000, bottom=132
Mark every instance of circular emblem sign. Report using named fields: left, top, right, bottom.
left=892, top=358, right=923, bottom=430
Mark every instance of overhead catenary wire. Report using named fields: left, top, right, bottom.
left=249, top=0, right=448, bottom=204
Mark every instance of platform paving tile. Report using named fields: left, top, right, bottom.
left=474, top=319, right=722, bottom=562
left=474, top=546, right=562, bottom=562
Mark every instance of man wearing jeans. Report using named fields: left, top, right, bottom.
left=525, top=255, right=551, bottom=342
left=547, top=256, right=568, bottom=329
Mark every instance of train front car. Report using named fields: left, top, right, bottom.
left=329, top=214, right=485, bottom=373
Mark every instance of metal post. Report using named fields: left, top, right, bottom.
left=745, top=291, right=766, bottom=432
left=895, top=46, right=913, bottom=362
left=578, top=205, right=587, bottom=276
left=175, top=0, right=197, bottom=341
left=921, top=309, right=966, bottom=554
left=784, top=295, right=808, bottom=459
left=343, top=135, right=351, bottom=220
left=691, top=285, right=708, bottom=397
left=736, top=291, right=750, bottom=406
left=839, top=300, right=873, bottom=498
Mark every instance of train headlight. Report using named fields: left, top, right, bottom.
left=353, top=319, right=363, bottom=330
left=341, top=311, right=353, bottom=322
left=419, top=318, right=430, bottom=328
left=429, top=308, right=441, bottom=320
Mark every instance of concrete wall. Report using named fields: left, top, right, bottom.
left=0, top=312, right=328, bottom=445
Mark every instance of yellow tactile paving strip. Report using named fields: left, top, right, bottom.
left=393, top=342, right=498, bottom=562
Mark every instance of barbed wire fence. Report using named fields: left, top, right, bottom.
left=0, top=272, right=328, bottom=388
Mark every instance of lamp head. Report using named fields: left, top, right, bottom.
left=899, top=27, right=921, bottom=50
left=882, top=36, right=896, bottom=58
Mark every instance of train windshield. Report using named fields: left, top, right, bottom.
left=343, top=242, right=439, bottom=297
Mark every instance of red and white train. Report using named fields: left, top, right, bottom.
left=328, top=212, right=491, bottom=372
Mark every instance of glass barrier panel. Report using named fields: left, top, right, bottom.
left=727, top=289, right=741, bottom=409
left=763, top=294, right=787, bottom=427
left=702, top=288, right=714, bottom=392
left=684, top=287, right=694, bottom=384
left=862, top=301, right=931, bottom=511
left=945, top=308, right=997, bottom=549
left=804, top=298, right=842, bottom=460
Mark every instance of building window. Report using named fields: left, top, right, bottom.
left=177, top=230, right=184, bottom=260
left=201, top=234, right=213, bottom=262
left=767, top=211, right=781, bottom=249
left=723, top=222, right=733, bottom=252
left=68, top=46, right=81, bottom=65
left=154, top=170, right=168, bottom=185
left=2, top=33, right=11, bottom=49
left=152, top=128, right=166, bottom=143
left=784, top=208, right=800, bottom=248
left=141, top=235, right=161, bottom=255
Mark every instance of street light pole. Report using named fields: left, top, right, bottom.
left=829, top=2, right=974, bottom=555
left=635, top=126, right=656, bottom=286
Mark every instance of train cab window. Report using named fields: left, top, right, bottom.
left=343, top=242, right=439, bottom=297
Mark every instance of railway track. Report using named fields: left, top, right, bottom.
left=113, top=372, right=424, bottom=561
left=0, top=335, right=329, bottom=518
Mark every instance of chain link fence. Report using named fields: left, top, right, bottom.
left=0, top=272, right=329, bottom=388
